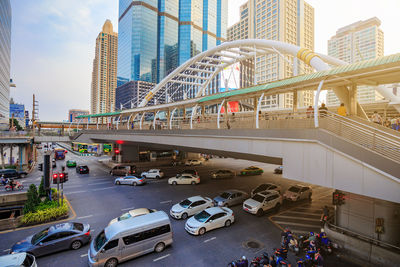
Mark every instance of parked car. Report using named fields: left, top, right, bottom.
left=66, top=160, right=77, bottom=168
left=178, top=169, right=198, bottom=177
left=243, top=190, right=282, bottom=216
left=213, top=190, right=249, bottom=207
left=11, top=222, right=91, bottom=257
left=283, top=185, right=312, bottom=202
left=141, top=169, right=164, bottom=179
left=76, top=165, right=89, bottom=174
left=239, top=166, right=263, bottom=176
left=0, top=252, right=37, bottom=267
left=185, top=159, right=203, bottom=166
left=114, top=175, right=146, bottom=186
left=110, top=165, right=136, bottom=176
left=108, top=208, right=156, bottom=226
left=0, top=169, right=27, bottom=179
left=211, top=169, right=235, bottom=179
left=168, top=174, right=200, bottom=185
left=170, top=196, right=213, bottom=219
left=251, top=183, right=282, bottom=197
left=274, top=166, right=283, bottom=174
left=185, top=207, right=234, bottom=235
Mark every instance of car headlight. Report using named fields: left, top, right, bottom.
left=218, top=201, right=223, bottom=206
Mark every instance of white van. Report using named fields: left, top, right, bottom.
left=88, top=211, right=173, bottom=267
left=0, top=252, right=37, bottom=267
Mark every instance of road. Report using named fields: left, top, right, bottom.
left=0, top=151, right=358, bottom=267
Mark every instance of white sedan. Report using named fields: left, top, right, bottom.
left=185, top=207, right=234, bottom=235
left=140, top=169, right=164, bottom=179
left=114, top=175, right=146, bottom=186
left=170, top=196, right=213, bottom=219
left=168, top=174, right=200, bottom=185
left=185, top=159, right=203, bottom=166
left=108, top=208, right=156, bottom=225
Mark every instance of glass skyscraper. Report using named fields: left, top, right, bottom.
left=0, top=0, right=11, bottom=127
left=117, top=0, right=227, bottom=105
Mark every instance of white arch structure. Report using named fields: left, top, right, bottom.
left=139, top=39, right=347, bottom=108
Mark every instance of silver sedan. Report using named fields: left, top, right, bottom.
left=213, top=189, right=249, bottom=207
left=114, top=175, right=146, bottom=186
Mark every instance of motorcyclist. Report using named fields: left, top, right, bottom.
left=269, top=255, right=277, bottom=267
left=318, top=229, right=330, bottom=246
left=237, top=256, right=248, bottom=267
left=314, top=251, right=324, bottom=267
left=281, top=227, right=292, bottom=246
left=9, top=178, right=15, bottom=191
left=1, top=175, right=7, bottom=186
left=258, top=252, right=270, bottom=266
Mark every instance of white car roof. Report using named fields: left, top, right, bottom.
left=204, top=207, right=232, bottom=215
left=148, top=169, right=160, bottom=171
left=128, top=208, right=152, bottom=217
left=186, top=195, right=207, bottom=202
left=0, top=252, right=27, bottom=265
left=258, top=190, right=280, bottom=197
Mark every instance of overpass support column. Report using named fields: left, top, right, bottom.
left=349, top=84, right=358, bottom=116
left=120, top=144, right=140, bottom=163
left=293, top=90, right=298, bottom=114
left=61, top=125, right=64, bottom=136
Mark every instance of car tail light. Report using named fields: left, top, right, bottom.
left=84, top=230, right=90, bottom=236
left=197, top=178, right=200, bottom=181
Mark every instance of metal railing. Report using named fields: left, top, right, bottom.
left=320, top=111, right=400, bottom=164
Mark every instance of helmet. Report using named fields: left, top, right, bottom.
left=320, top=228, right=325, bottom=233
left=242, top=256, right=247, bottom=260
left=310, top=232, right=314, bottom=236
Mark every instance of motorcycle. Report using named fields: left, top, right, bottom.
left=1, top=178, right=9, bottom=186
left=5, top=182, right=24, bottom=191
left=274, top=247, right=289, bottom=266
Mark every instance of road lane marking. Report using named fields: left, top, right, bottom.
left=160, top=200, right=172, bottom=204
left=92, top=186, right=114, bottom=191
left=35, top=177, right=42, bottom=181
left=80, top=253, right=88, bottom=258
left=76, top=215, right=93, bottom=220
left=68, top=190, right=87, bottom=194
left=121, top=207, right=135, bottom=211
left=88, top=181, right=110, bottom=186
left=153, top=254, right=170, bottom=262
left=204, top=237, right=216, bottom=243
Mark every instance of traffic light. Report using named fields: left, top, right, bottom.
left=338, top=192, right=346, bottom=205
left=38, top=163, right=43, bottom=171
left=115, top=149, right=120, bottom=155
left=332, top=190, right=346, bottom=206
left=332, top=191, right=339, bottom=205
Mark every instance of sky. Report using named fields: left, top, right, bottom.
left=10, top=0, right=400, bottom=121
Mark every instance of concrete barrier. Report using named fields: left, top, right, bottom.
left=0, top=192, right=27, bottom=207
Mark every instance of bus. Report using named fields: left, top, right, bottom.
left=72, top=142, right=112, bottom=154
left=54, top=148, right=66, bottom=160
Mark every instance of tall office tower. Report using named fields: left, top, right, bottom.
left=327, top=17, right=384, bottom=105
left=115, top=81, right=165, bottom=110
left=227, top=0, right=315, bottom=109
left=0, top=0, right=11, bottom=128
left=117, top=0, right=228, bottom=107
left=91, top=20, right=118, bottom=115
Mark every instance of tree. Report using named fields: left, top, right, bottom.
left=23, top=184, right=40, bottom=214
left=38, top=176, right=46, bottom=197
left=9, top=118, right=23, bottom=131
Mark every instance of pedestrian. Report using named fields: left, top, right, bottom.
left=390, top=117, right=398, bottom=130
left=227, top=119, right=231, bottom=129
left=321, top=205, right=329, bottom=224
left=371, top=111, right=382, bottom=125
left=231, top=113, right=235, bottom=122
left=306, top=105, right=314, bottom=118
left=337, top=103, right=347, bottom=116
left=319, top=103, right=328, bottom=117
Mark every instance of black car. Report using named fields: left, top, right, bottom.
left=11, top=222, right=91, bottom=257
left=0, top=169, right=27, bottom=179
left=76, top=165, right=89, bottom=174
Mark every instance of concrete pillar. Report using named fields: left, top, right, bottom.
left=293, top=90, right=298, bottom=113
left=349, top=84, right=358, bottom=116
left=61, top=125, right=65, bottom=135
left=224, top=101, right=228, bottom=117
left=120, top=143, right=140, bottom=163
left=253, top=96, right=258, bottom=116
left=201, top=105, right=205, bottom=118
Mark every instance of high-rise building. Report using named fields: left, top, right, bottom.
left=115, top=81, right=165, bottom=110
left=68, top=109, right=89, bottom=123
left=227, top=0, right=315, bottom=109
left=327, top=17, right=384, bottom=105
left=91, top=20, right=118, bottom=115
left=117, top=0, right=227, bottom=107
left=0, top=0, right=11, bottom=128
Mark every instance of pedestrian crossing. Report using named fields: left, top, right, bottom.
left=269, top=185, right=334, bottom=236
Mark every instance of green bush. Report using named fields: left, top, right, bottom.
left=38, top=177, right=46, bottom=197
left=20, top=200, right=68, bottom=225
left=23, top=184, right=40, bottom=214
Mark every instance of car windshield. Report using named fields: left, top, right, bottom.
left=288, top=187, right=300, bottom=193
left=72, top=223, right=83, bottom=231
left=31, top=228, right=49, bottom=244
left=179, top=199, right=192, bottom=208
left=194, top=210, right=211, bottom=222
left=118, top=212, right=131, bottom=221
left=220, top=192, right=231, bottom=199
left=94, top=230, right=108, bottom=252
left=251, top=194, right=265, bottom=203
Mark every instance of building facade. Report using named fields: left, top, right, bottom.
left=0, top=0, right=11, bottom=127
left=68, top=109, right=89, bottom=123
left=227, top=0, right=315, bottom=110
left=91, top=20, right=118, bottom=115
left=327, top=17, right=384, bottom=106
left=117, top=0, right=227, bottom=108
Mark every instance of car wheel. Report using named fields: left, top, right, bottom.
left=156, top=176, right=160, bottom=179
left=172, top=181, right=177, bottom=185
left=154, top=242, right=165, bottom=253
left=70, top=240, right=82, bottom=250
left=198, top=227, right=206, bottom=235
left=275, top=203, right=281, bottom=212
left=256, top=209, right=263, bottom=217
left=116, top=181, right=120, bottom=185
left=19, top=174, right=25, bottom=178
left=181, top=212, right=188, bottom=220
left=105, top=258, right=118, bottom=267
left=132, top=182, right=137, bottom=186
left=225, top=220, right=231, bottom=227
left=191, top=181, right=196, bottom=185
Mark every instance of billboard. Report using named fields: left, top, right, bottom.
left=10, top=104, right=25, bottom=119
